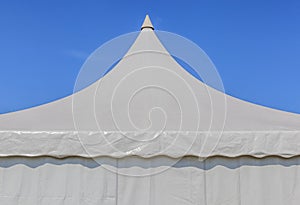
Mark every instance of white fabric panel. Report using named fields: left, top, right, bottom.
left=0, top=157, right=117, bottom=205
left=1, top=156, right=300, bottom=205
left=1, top=131, right=300, bottom=158
left=117, top=157, right=206, bottom=205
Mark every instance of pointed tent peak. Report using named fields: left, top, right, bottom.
left=141, top=14, right=154, bottom=30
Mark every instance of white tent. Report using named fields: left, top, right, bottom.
left=0, top=15, right=300, bottom=205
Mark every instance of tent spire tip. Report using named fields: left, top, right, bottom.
left=141, top=14, right=154, bottom=30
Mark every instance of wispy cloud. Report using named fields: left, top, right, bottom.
left=63, top=49, right=90, bottom=60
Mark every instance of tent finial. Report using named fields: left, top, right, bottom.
left=141, top=14, right=154, bottom=30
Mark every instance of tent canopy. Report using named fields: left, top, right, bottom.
left=0, top=15, right=299, bottom=158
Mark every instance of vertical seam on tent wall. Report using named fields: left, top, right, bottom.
left=204, top=159, right=207, bottom=205
left=0, top=165, right=3, bottom=197
left=116, top=159, right=119, bottom=205
left=292, top=159, right=299, bottom=201
left=189, top=158, right=194, bottom=204
left=37, top=158, right=43, bottom=204
left=292, top=158, right=299, bottom=201
left=278, top=157, right=285, bottom=204
left=18, top=165, right=25, bottom=204
left=80, top=158, right=85, bottom=203
left=191, top=158, right=197, bottom=205
left=149, top=159, right=154, bottom=205
left=238, top=158, right=242, bottom=205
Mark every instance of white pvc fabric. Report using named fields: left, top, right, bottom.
left=1, top=156, right=300, bottom=205
left=1, top=131, right=300, bottom=158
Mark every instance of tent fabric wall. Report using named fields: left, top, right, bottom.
left=1, top=156, right=300, bottom=205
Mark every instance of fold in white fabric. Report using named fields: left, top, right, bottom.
left=1, top=131, right=300, bottom=158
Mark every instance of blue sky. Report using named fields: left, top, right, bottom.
left=0, top=0, right=299, bottom=114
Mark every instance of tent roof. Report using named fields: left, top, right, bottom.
left=0, top=15, right=299, bottom=158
